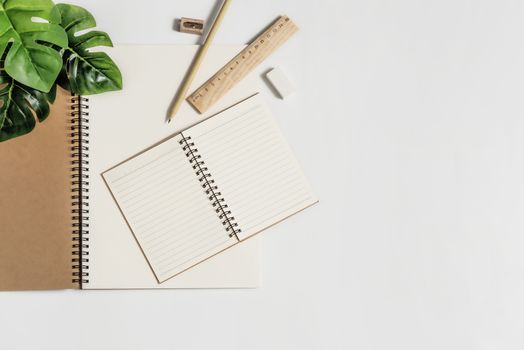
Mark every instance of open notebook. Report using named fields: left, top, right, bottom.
left=0, top=45, right=261, bottom=290
left=104, top=94, right=318, bottom=283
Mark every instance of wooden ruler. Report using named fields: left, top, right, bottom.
left=187, top=16, right=299, bottom=114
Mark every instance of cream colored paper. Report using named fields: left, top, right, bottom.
left=86, top=45, right=260, bottom=289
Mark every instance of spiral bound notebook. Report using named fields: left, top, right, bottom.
left=0, top=45, right=261, bottom=290
left=104, top=94, right=318, bottom=283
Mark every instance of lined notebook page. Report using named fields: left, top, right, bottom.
left=185, top=94, right=318, bottom=241
left=103, top=135, right=236, bottom=283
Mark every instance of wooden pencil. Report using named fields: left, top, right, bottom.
left=168, top=0, right=233, bottom=122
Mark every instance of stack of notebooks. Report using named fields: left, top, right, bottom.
left=0, top=45, right=317, bottom=291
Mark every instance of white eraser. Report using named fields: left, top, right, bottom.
left=265, top=68, right=295, bottom=99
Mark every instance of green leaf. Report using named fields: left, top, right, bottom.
left=0, top=55, right=56, bottom=142
left=0, top=0, right=68, bottom=92
left=56, top=4, right=122, bottom=95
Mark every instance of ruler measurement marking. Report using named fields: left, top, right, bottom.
left=187, top=16, right=298, bottom=113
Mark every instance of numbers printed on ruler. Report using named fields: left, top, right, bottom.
left=188, top=16, right=298, bottom=114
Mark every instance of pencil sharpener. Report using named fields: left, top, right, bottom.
left=179, top=17, right=205, bottom=35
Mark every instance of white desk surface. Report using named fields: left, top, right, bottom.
left=2, top=0, right=524, bottom=349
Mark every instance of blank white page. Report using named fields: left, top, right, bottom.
left=103, top=135, right=236, bottom=283
left=184, top=94, right=318, bottom=241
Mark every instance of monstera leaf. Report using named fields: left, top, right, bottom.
left=0, top=0, right=68, bottom=92
left=57, top=4, right=122, bottom=95
left=0, top=56, right=56, bottom=142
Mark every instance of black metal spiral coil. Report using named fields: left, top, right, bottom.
left=70, top=95, right=90, bottom=286
left=179, top=135, right=241, bottom=239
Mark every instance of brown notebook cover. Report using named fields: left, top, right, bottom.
left=0, top=88, right=84, bottom=290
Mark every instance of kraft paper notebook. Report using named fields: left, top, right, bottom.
left=0, top=45, right=260, bottom=290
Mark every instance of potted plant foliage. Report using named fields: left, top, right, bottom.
left=0, top=0, right=122, bottom=142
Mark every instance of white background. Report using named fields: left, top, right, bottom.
left=2, top=0, right=524, bottom=349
